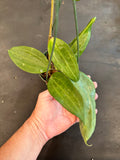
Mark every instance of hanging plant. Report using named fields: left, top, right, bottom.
left=8, top=0, right=96, bottom=146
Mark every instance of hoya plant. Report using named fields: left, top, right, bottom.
left=8, top=0, right=96, bottom=145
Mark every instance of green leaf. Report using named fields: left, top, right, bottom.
left=8, top=46, right=49, bottom=74
left=72, top=72, right=96, bottom=145
left=47, top=72, right=84, bottom=121
left=72, top=0, right=79, bottom=63
left=48, top=37, right=79, bottom=82
left=47, top=71, right=96, bottom=145
left=69, top=17, right=96, bottom=57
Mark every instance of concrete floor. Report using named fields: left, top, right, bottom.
left=0, top=0, right=120, bottom=159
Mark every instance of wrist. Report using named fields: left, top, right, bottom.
left=25, top=115, right=48, bottom=147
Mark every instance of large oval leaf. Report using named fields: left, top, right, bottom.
left=47, top=72, right=84, bottom=121
left=48, top=37, right=79, bottom=82
left=72, top=72, right=96, bottom=145
left=8, top=46, right=49, bottom=74
left=47, top=71, right=96, bottom=145
left=69, top=17, right=96, bottom=57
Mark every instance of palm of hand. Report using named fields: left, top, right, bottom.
left=33, top=90, right=79, bottom=140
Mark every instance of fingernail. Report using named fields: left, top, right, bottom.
left=95, top=93, right=98, bottom=100
left=88, top=75, right=91, bottom=79
left=96, top=109, right=98, bottom=114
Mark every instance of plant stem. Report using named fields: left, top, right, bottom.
left=52, top=0, right=62, bottom=33
left=72, top=0, right=79, bottom=63
left=46, top=0, right=59, bottom=81
left=48, top=0, right=54, bottom=43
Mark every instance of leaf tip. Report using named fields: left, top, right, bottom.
left=82, top=132, right=93, bottom=147
left=90, top=17, right=96, bottom=24
left=93, top=17, right=96, bottom=21
left=84, top=140, right=93, bottom=147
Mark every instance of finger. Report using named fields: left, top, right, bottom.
left=88, top=75, right=91, bottom=79
left=93, top=81, right=98, bottom=88
left=95, top=93, right=98, bottom=100
left=87, top=75, right=98, bottom=88
left=96, top=109, right=98, bottom=114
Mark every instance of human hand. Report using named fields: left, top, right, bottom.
left=0, top=78, right=98, bottom=160
left=30, top=77, right=98, bottom=142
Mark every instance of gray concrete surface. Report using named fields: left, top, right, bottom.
left=0, top=0, right=120, bottom=159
